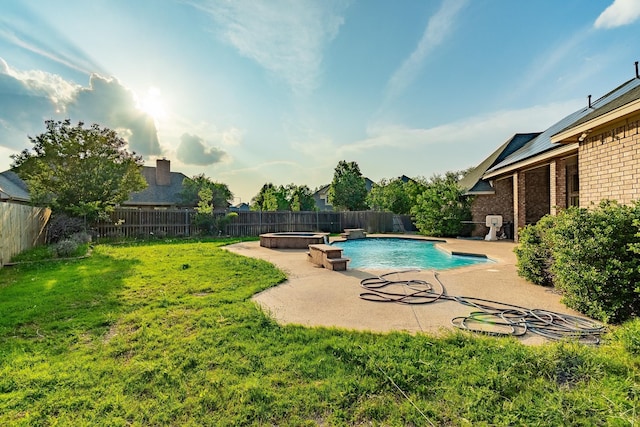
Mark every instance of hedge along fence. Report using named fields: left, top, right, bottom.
left=0, top=202, right=51, bottom=267
left=92, top=208, right=402, bottom=238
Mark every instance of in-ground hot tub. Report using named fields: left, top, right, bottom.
left=260, top=232, right=329, bottom=249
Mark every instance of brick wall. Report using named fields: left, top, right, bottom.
left=579, top=114, right=640, bottom=206
left=469, top=177, right=514, bottom=237
left=524, top=165, right=551, bottom=224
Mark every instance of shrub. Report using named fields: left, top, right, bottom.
left=54, top=239, right=79, bottom=258
left=46, top=213, right=86, bottom=244
left=411, top=172, right=472, bottom=237
left=514, top=215, right=557, bottom=286
left=546, top=201, right=640, bottom=323
left=70, top=231, right=92, bottom=244
left=515, top=201, right=640, bottom=323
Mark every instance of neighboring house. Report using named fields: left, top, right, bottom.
left=313, top=184, right=332, bottom=211
left=313, top=178, right=374, bottom=211
left=0, top=170, right=31, bottom=204
left=461, top=68, right=640, bottom=241
left=230, top=202, right=250, bottom=212
left=123, top=158, right=189, bottom=209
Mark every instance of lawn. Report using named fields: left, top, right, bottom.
left=1, top=239, right=639, bottom=426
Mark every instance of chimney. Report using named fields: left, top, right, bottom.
left=636, top=61, right=639, bottom=79
left=156, top=158, right=171, bottom=186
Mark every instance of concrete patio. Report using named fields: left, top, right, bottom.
left=224, top=235, right=588, bottom=345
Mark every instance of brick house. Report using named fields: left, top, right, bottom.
left=460, top=67, right=640, bottom=241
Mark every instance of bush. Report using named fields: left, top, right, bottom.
left=411, top=172, right=472, bottom=237
left=70, top=231, right=92, bottom=244
left=614, top=319, right=640, bottom=356
left=515, top=201, right=640, bottom=323
left=54, top=239, right=79, bottom=258
left=46, top=213, right=86, bottom=244
left=514, top=215, right=557, bottom=286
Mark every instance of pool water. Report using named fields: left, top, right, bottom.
left=331, top=238, right=491, bottom=270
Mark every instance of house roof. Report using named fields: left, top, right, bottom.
left=0, top=170, right=30, bottom=202
left=459, top=133, right=540, bottom=195
left=124, top=166, right=188, bottom=206
left=552, top=79, right=640, bottom=143
left=485, top=77, right=640, bottom=178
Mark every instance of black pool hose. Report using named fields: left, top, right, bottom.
left=359, top=271, right=605, bottom=343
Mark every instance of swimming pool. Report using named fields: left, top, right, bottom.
left=331, top=238, right=491, bottom=270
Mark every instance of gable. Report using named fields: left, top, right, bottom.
left=0, top=170, right=30, bottom=202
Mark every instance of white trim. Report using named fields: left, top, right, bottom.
left=551, top=98, right=640, bottom=143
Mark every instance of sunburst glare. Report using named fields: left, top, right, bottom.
left=138, top=86, right=167, bottom=122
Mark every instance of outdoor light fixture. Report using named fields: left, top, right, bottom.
left=578, top=131, right=589, bottom=142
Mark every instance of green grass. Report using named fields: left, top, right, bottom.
left=1, top=239, right=639, bottom=426
left=9, top=242, right=90, bottom=263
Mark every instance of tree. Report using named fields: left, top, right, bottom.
left=410, top=171, right=472, bottom=237
left=367, top=177, right=413, bottom=214
left=288, top=184, right=316, bottom=211
left=250, top=183, right=316, bottom=211
left=328, top=160, right=368, bottom=211
left=179, top=174, right=233, bottom=210
left=11, top=119, right=146, bottom=222
left=193, top=187, right=238, bottom=236
left=251, top=183, right=286, bottom=211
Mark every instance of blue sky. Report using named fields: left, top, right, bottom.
left=1, top=0, right=639, bottom=204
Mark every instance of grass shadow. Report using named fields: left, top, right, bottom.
left=0, top=247, right=140, bottom=357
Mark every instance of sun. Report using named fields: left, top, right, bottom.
left=138, top=86, right=167, bottom=121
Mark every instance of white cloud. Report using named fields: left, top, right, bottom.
left=0, top=60, right=161, bottom=158
left=502, top=30, right=591, bottom=104
left=5, top=65, right=79, bottom=107
left=385, top=0, right=467, bottom=100
left=594, top=0, right=640, bottom=29
left=289, top=99, right=582, bottom=183
left=194, top=0, right=349, bottom=95
left=176, top=133, right=229, bottom=166
left=68, top=74, right=162, bottom=156
left=222, top=127, right=244, bottom=146
left=0, top=28, right=92, bottom=75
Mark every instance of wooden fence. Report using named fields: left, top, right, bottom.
left=0, top=202, right=51, bottom=267
left=92, top=209, right=408, bottom=238
left=92, top=208, right=195, bottom=239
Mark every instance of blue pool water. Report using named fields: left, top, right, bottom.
left=332, top=238, right=490, bottom=270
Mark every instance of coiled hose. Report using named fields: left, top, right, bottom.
left=359, top=270, right=605, bottom=344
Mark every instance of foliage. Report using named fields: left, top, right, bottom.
left=251, top=183, right=287, bottom=211
left=288, top=184, right=316, bottom=211
left=410, top=171, right=472, bottom=237
left=546, top=201, right=640, bottom=323
left=514, top=215, right=557, bottom=286
left=367, top=177, right=413, bottom=214
left=53, top=239, right=79, bottom=257
left=11, top=119, right=147, bottom=222
left=70, top=231, right=92, bottom=244
left=1, top=240, right=639, bottom=425
left=179, top=173, right=233, bottom=209
left=193, top=188, right=238, bottom=235
left=515, top=201, right=640, bottom=323
left=613, top=318, right=640, bottom=356
left=328, top=160, right=368, bottom=211
left=45, top=213, right=87, bottom=244
left=251, top=183, right=316, bottom=211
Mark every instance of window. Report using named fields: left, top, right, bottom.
left=566, top=163, right=579, bottom=207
